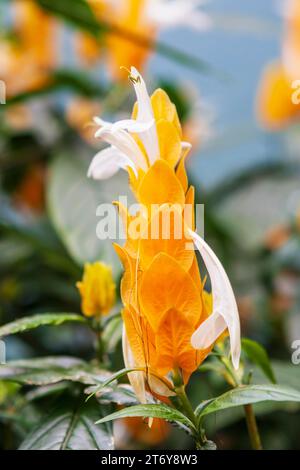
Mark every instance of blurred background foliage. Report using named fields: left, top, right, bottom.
left=0, top=0, right=300, bottom=450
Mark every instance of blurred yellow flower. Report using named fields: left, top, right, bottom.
left=256, top=0, right=300, bottom=129
left=76, top=262, right=116, bottom=317
left=89, top=68, right=241, bottom=402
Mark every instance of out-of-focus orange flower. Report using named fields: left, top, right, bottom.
left=66, top=97, right=102, bottom=145
left=78, top=0, right=154, bottom=79
left=78, top=0, right=211, bottom=81
left=117, top=416, right=171, bottom=447
left=0, top=0, right=57, bottom=98
left=88, top=68, right=241, bottom=402
left=256, top=0, right=300, bottom=129
left=13, top=163, right=46, bottom=213
left=264, top=223, right=292, bottom=250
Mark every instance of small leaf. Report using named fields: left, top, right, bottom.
left=242, top=338, right=276, bottom=384
left=95, top=404, right=195, bottom=430
left=86, top=367, right=143, bottom=400
left=88, top=384, right=139, bottom=406
left=19, top=399, right=114, bottom=450
left=196, top=384, right=300, bottom=420
left=0, top=313, right=87, bottom=338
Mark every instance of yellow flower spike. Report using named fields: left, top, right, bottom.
left=89, top=68, right=241, bottom=399
left=76, top=262, right=116, bottom=318
left=256, top=0, right=300, bottom=130
left=256, top=61, right=300, bottom=130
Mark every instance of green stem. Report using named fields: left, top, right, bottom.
left=173, top=369, right=206, bottom=449
left=216, top=348, right=263, bottom=450
left=244, top=404, right=263, bottom=450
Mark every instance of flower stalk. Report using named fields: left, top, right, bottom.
left=216, top=346, right=263, bottom=450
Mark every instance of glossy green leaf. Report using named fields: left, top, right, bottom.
left=196, top=384, right=300, bottom=420
left=19, top=400, right=114, bottom=450
left=95, top=404, right=195, bottom=430
left=242, top=338, right=276, bottom=384
left=0, top=356, right=110, bottom=386
left=0, top=313, right=86, bottom=338
left=36, top=0, right=102, bottom=37
left=47, top=153, right=132, bottom=271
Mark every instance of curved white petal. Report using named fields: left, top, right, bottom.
left=93, top=116, right=110, bottom=127
left=122, top=327, right=147, bottom=404
left=95, top=126, right=148, bottom=171
left=87, top=146, right=137, bottom=180
left=189, top=229, right=241, bottom=369
left=111, top=118, right=155, bottom=134
left=130, top=67, right=159, bottom=165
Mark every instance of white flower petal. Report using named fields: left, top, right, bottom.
left=88, top=146, right=137, bottom=180
left=130, top=67, right=159, bottom=165
left=122, top=327, right=147, bottom=404
left=181, top=141, right=192, bottom=149
left=190, top=311, right=227, bottom=349
left=189, top=229, right=241, bottom=369
left=111, top=118, right=155, bottom=134
left=95, top=126, right=148, bottom=171
left=93, top=116, right=109, bottom=127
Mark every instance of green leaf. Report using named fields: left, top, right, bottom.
left=6, top=69, right=106, bottom=106
left=253, top=360, right=300, bottom=391
left=196, top=384, right=300, bottom=420
left=47, top=153, right=132, bottom=270
left=0, top=357, right=110, bottom=386
left=0, top=313, right=87, bottom=338
left=242, top=338, right=276, bottom=384
left=95, top=404, right=195, bottom=430
left=19, top=399, right=114, bottom=450
left=86, top=367, right=143, bottom=400
left=102, top=314, right=122, bottom=353
left=93, top=385, right=139, bottom=406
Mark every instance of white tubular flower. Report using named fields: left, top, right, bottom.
left=88, top=67, right=191, bottom=180
left=146, top=0, right=212, bottom=31
left=189, top=229, right=241, bottom=370
left=129, top=66, right=160, bottom=165
left=87, top=146, right=137, bottom=180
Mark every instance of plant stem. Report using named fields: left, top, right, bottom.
left=216, top=348, right=263, bottom=450
left=244, top=404, right=263, bottom=450
left=172, top=370, right=206, bottom=448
